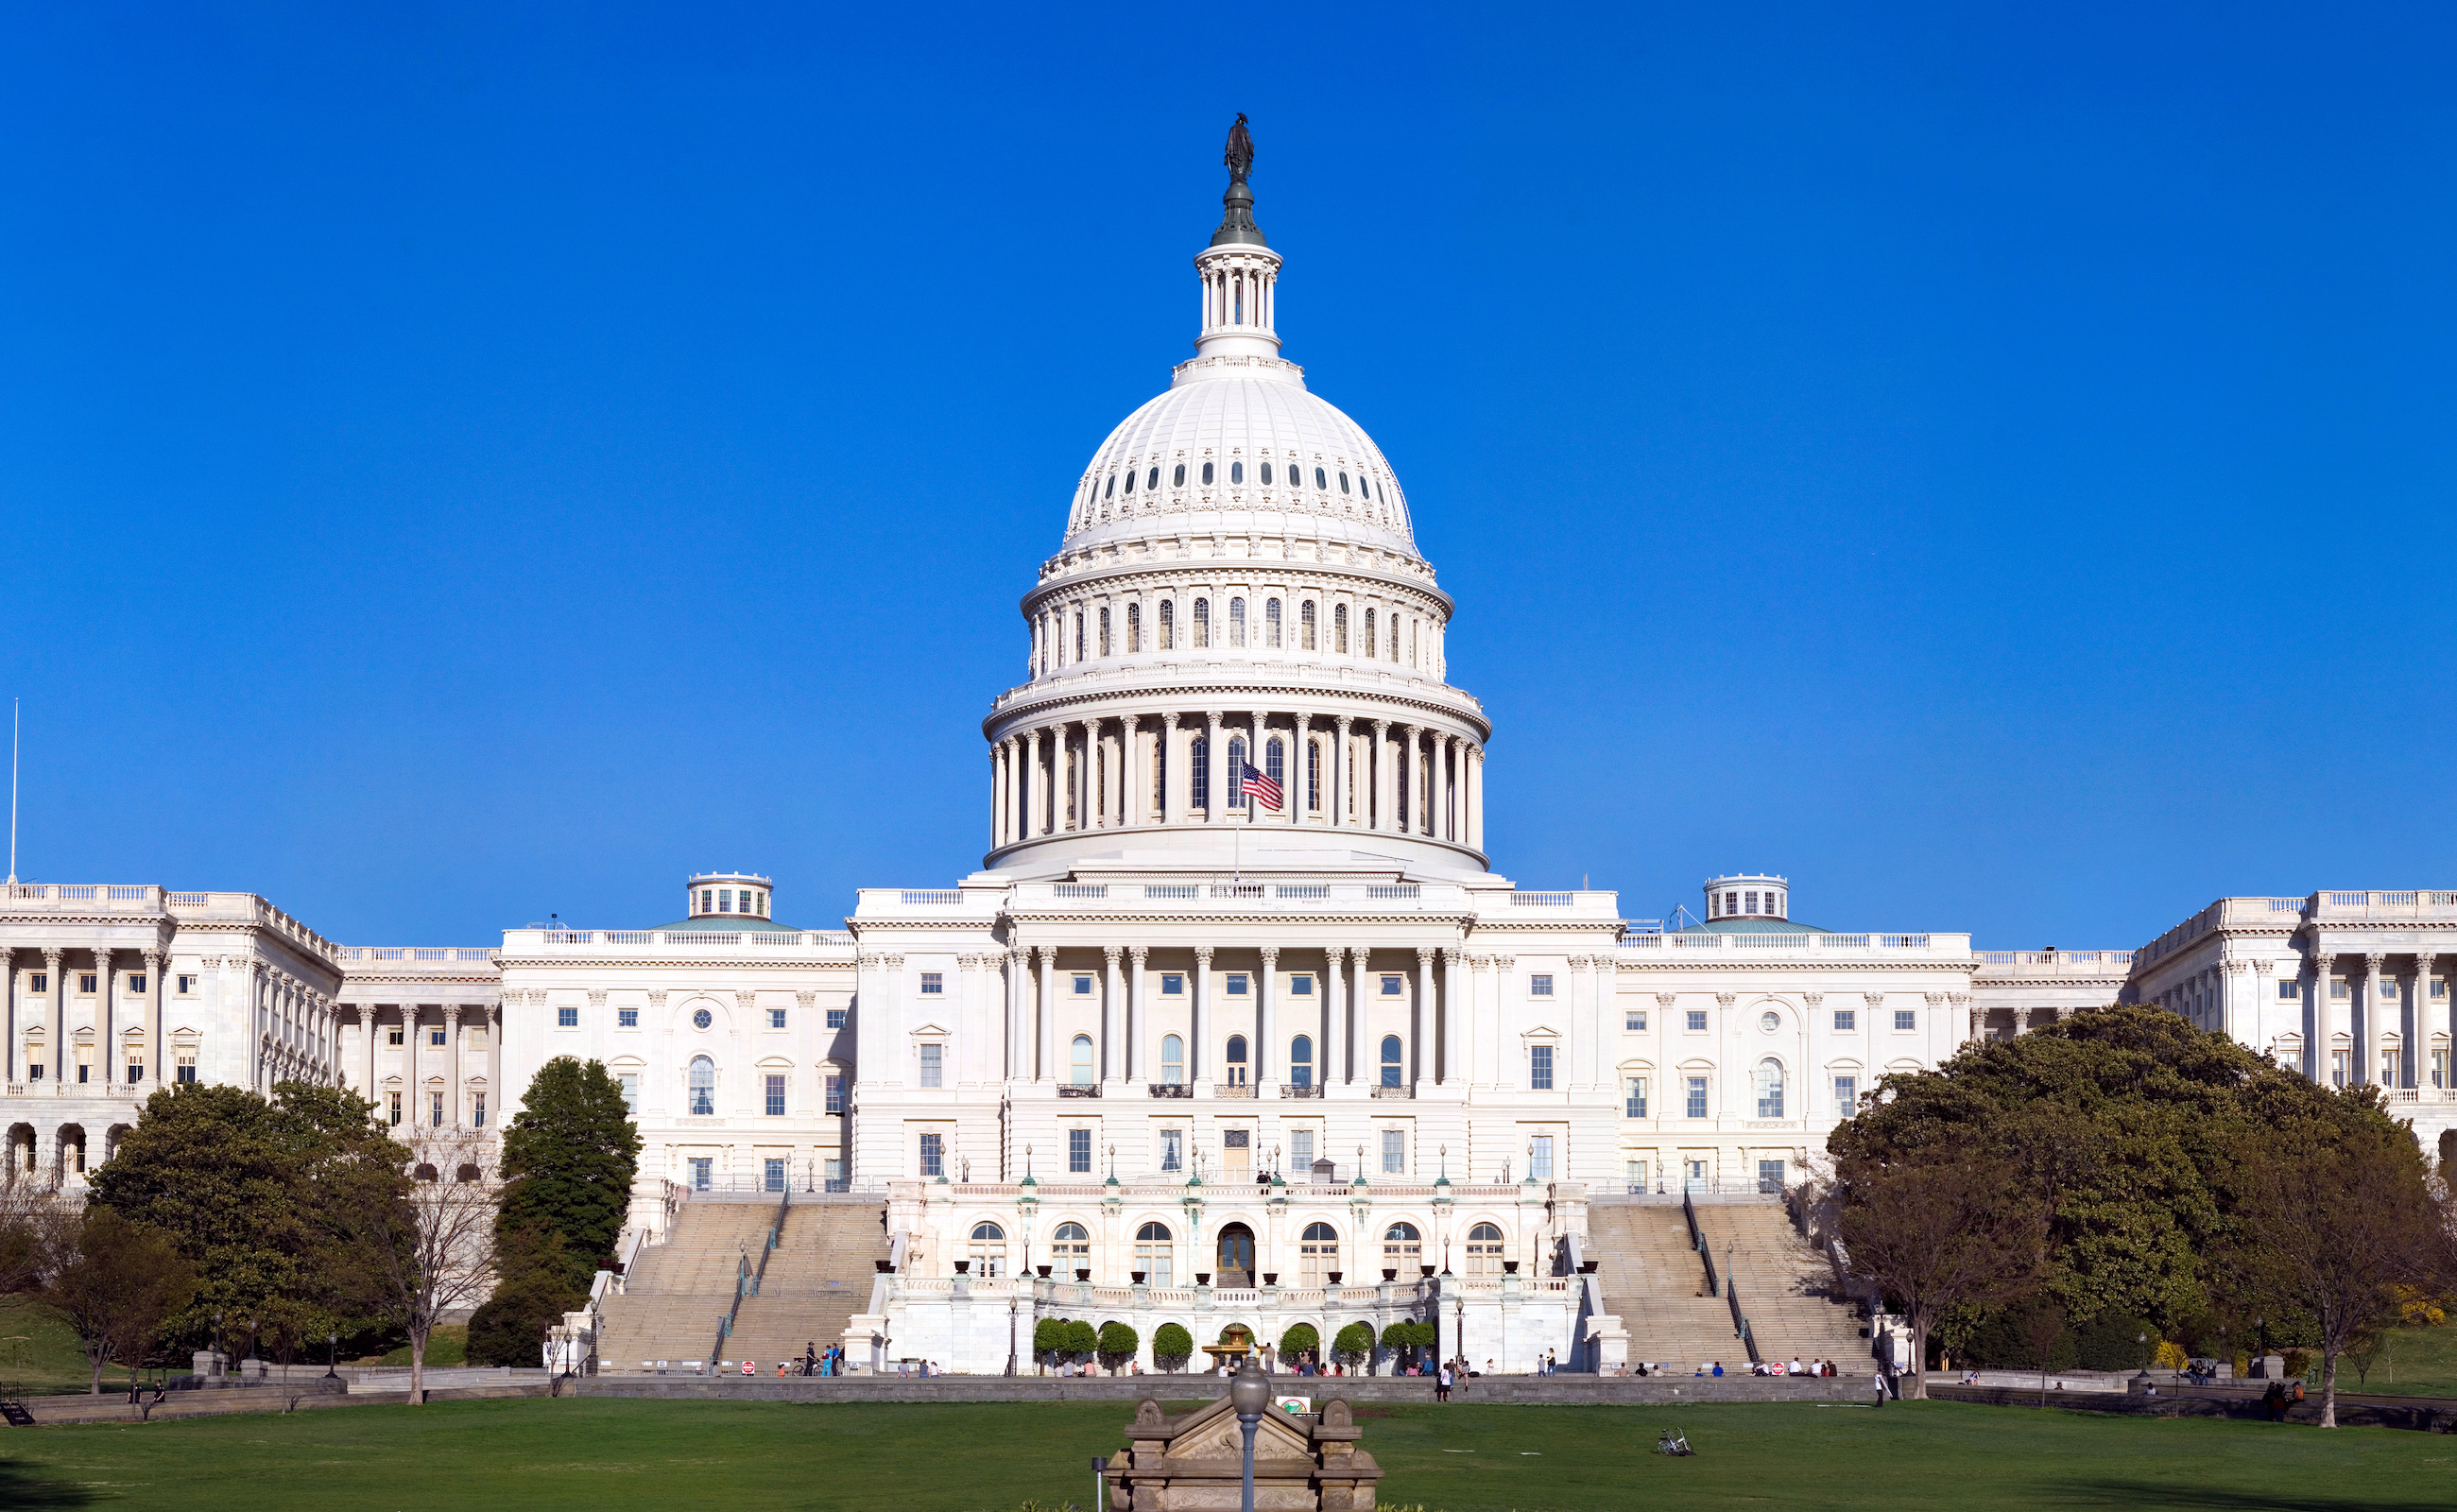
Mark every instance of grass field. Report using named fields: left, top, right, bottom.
left=2, top=1396, right=2450, bottom=1511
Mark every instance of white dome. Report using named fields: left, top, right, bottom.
left=1062, top=361, right=1418, bottom=558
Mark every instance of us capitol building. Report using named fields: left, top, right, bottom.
left=7, top=127, right=2453, bottom=1375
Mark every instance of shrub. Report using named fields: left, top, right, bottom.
left=1063, top=1319, right=1099, bottom=1363
left=2073, top=1313, right=2156, bottom=1372
left=1280, top=1323, right=1318, bottom=1362
left=1332, top=1322, right=1374, bottom=1366
left=1034, top=1317, right=1068, bottom=1357
left=1153, top=1323, right=1194, bottom=1371
left=1097, top=1321, right=1139, bottom=1371
left=2153, top=1340, right=2188, bottom=1371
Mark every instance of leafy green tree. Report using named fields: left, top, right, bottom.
left=1097, top=1321, right=1139, bottom=1372
left=1152, top=1322, right=1194, bottom=1371
left=43, top=1207, right=196, bottom=1393
left=1834, top=1149, right=2049, bottom=1399
left=498, top=1057, right=641, bottom=1293
left=1062, top=1318, right=1099, bottom=1365
left=1280, top=1322, right=1318, bottom=1365
left=1332, top=1321, right=1374, bottom=1368
left=466, top=1226, right=578, bottom=1367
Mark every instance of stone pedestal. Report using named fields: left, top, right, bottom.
left=1104, top=1393, right=1383, bottom=1511
left=192, top=1349, right=228, bottom=1385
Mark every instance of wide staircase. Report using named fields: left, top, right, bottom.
left=1690, top=1201, right=1867, bottom=1364
left=725, top=1200, right=892, bottom=1370
left=1584, top=1200, right=1750, bottom=1368
left=597, top=1201, right=793, bottom=1372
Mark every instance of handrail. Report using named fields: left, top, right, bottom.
left=1683, top=1189, right=1719, bottom=1298
left=1726, top=1247, right=1757, bottom=1361
left=706, top=1185, right=785, bottom=1377
left=750, top=1185, right=789, bottom=1297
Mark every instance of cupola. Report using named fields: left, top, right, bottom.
left=1704, top=875, right=1788, bottom=923
left=685, top=872, right=774, bottom=921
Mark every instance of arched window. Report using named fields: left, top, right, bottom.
left=1161, top=1034, right=1184, bottom=1086
left=412, top=1162, right=439, bottom=1181
left=1226, top=1034, right=1248, bottom=1087
left=1383, top=1222, right=1421, bottom=1272
left=1755, top=1058, right=1786, bottom=1119
left=1074, top=611, right=1085, bottom=662
left=1105, top=474, right=1115, bottom=498
left=1146, top=466, right=1160, bottom=490
left=1191, top=735, right=1209, bottom=809
left=1300, top=600, right=1317, bottom=649
left=1194, top=598, right=1211, bottom=648
left=970, top=1221, right=1007, bottom=1278
left=1098, top=607, right=1111, bottom=658
left=1380, top=1035, right=1403, bottom=1089
left=1136, top=1221, right=1174, bottom=1286
left=1258, top=461, right=1272, bottom=486
left=1307, top=739, right=1321, bottom=811
left=1363, top=609, right=1376, bottom=658
left=1466, top=1222, right=1504, bottom=1276
left=1389, top=614, right=1400, bottom=661
left=1126, top=602, right=1142, bottom=653
left=1072, top=1035, right=1095, bottom=1087
left=1053, top=1221, right=1091, bottom=1277
left=1289, top=1034, right=1314, bottom=1089
left=1173, top=463, right=1186, bottom=487
left=1231, top=460, right=1245, bottom=485
left=1299, top=1221, right=1339, bottom=1285
left=1123, top=468, right=1134, bottom=493
left=455, top=1163, right=481, bottom=1183
left=1338, top=471, right=1350, bottom=494
left=1264, top=736, right=1284, bottom=799
left=1202, top=460, right=1214, bottom=486
left=1333, top=604, right=1348, bottom=653
left=1159, top=599, right=1175, bottom=650
left=1228, top=596, right=1246, bottom=647
left=1265, top=597, right=1282, bottom=647
left=1226, top=735, right=1246, bottom=808
left=688, top=1056, right=715, bottom=1115
left=1314, top=466, right=1328, bottom=490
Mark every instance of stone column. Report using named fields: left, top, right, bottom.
left=144, top=949, right=164, bottom=1088
left=1326, top=947, right=1349, bottom=1086
left=2363, top=954, right=2385, bottom=1086
left=1396, top=725, right=1416, bottom=833
left=1415, top=948, right=1437, bottom=1090
left=448, top=1005, right=466, bottom=1126
left=1192, top=946, right=1212, bottom=1085
left=42, top=949, right=62, bottom=1082
left=1369, top=719, right=1391, bottom=831
left=1036, top=946, right=1056, bottom=1084
left=1103, top=946, right=1124, bottom=1085
left=1159, top=714, right=1179, bottom=826
left=1204, top=712, right=1224, bottom=822
left=93, top=948, right=113, bottom=1088
left=1080, top=719, right=1098, bottom=832
left=1005, top=948, right=1025, bottom=1081
left=1287, top=713, right=1304, bottom=825
left=1467, top=746, right=1485, bottom=851
left=1257, top=947, right=1279, bottom=1090
left=1440, top=947, right=1464, bottom=1087
left=1248, top=710, right=1268, bottom=823
left=404, top=1001, right=421, bottom=1124
left=1351, top=949, right=1373, bottom=1083
left=1126, top=946, right=1148, bottom=1084
left=2426, top=952, right=2449, bottom=1091
left=2307, top=954, right=2329, bottom=1083
left=1025, top=729, right=1047, bottom=837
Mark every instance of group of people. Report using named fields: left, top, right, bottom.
left=766, top=1342, right=844, bottom=1377
left=1626, top=1358, right=1846, bottom=1378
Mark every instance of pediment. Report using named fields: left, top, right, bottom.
left=907, top=1022, right=951, bottom=1038
left=1142, top=1394, right=1315, bottom=1462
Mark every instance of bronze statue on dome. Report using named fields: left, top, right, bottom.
left=1225, top=112, right=1254, bottom=183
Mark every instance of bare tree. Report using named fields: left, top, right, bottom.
left=43, top=1208, right=196, bottom=1394
left=2019, top=1300, right=2067, bottom=1407
left=322, top=1130, right=501, bottom=1403
left=0, top=1163, right=71, bottom=1299
left=1833, top=1151, right=2048, bottom=1400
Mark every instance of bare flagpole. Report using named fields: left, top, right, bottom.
left=7, top=696, right=17, bottom=885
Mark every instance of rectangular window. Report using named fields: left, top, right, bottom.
left=2330, top=1049, right=2349, bottom=1086
left=28, top=973, right=46, bottom=993
left=1685, top=1075, right=1709, bottom=1119
left=1289, top=974, right=1313, bottom=996
left=1161, top=1129, right=1183, bottom=1172
left=827, top=1006, right=848, bottom=1029
left=429, top=1091, right=444, bottom=1126
left=619, top=1073, right=640, bottom=1110
left=690, top=1157, right=713, bottom=1191
left=2277, top=980, right=2299, bottom=1000
left=919, top=972, right=943, bottom=995
left=176, top=1054, right=198, bottom=1085
left=764, top=1158, right=787, bottom=1193
left=78, top=974, right=97, bottom=994
left=1161, top=973, right=1184, bottom=995
left=1686, top=1009, right=1708, bottom=1032
left=430, top=1027, right=447, bottom=1047
left=1227, top=973, right=1249, bottom=996
left=1068, top=1127, right=1092, bottom=1174
left=127, top=973, right=146, bottom=994
left=2433, top=980, right=2448, bottom=1000
left=557, top=1005, right=578, bottom=1028
left=824, top=1157, right=844, bottom=1191
left=387, top=1027, right=405, bottom=1046
left=1290, top=1129, right=1313, bottom=1171
left=1625, top=1010, right=1647, bottom=1031
left=177, top=973, right=197, bottom=994
left=1530, top=1044, right=1555, bottom=1090
left=1074, top=974, right=1094, bottom=995
left=619, top=1005, right=639, bottom=1028
left=1529, top=1135, right=1554, bottom=1180
left=387, top=1091, right=402, bottom=1125
left=2434, top=1048, right=2449, bottom=1091
left=718, top=890, right=732, bottom=913
left=1625, top=1075, right=1648, bottom=1118
left=1382, top=1129, right=1404, bottom=1174
left=1834, top=1075, right=1859, bottom=1119
left=1382, top=975, right=1402, bottom=996
left=1529, top=974, right=1554, bottom=997
left=472, top=1092, right=487, bottom=1127
left=470, top=1027, right=488, bottom=1049
left=919, top=1043, right=943, bottom=1088
left=765, top=1074, right=787, bottom=1115
left=1627, top=1160, right=1649, bottom=1193
left=2330, top=978, right=2348, bottom=999
left=2382, top=980, right=2400, bottom=999
left=919, top=1132, right=943, bottom=1178
left=2381, top=1049, right=2400, bottom=1084
left=768, top=1007, right=787, bottom=1028
left=1893, top=1009, right=1916, bottom=1032
left=1833, top=1008, right=1856, bottom=1032
left=825, top=1074, right=845, bottom=1113
left=128, top=1058, right=145, bottom=1083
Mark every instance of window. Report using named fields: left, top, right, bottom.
left=1466, top=1222, right=1504, bottom=1276
left=1136, top=1221, right=1174, bottom=1286
left=1226, top=735, right=1246, bottom=808
left=1363, top=608, right=1376, bottom=657
left=2277, top=979, right=2298, bottom=1000
left=2382, top=980, right=2400, bottom=1000
left=1265, top=597, right=1282, bottom=647
left=1229, top=596, right=1246, bottom=646
left=764, top=1158, right=786, bottom=1193
left=1381, top=1035, right=1403, bottom=1088
left=755, top=1070, right=784, bottom=1116
left=1160, top=972, right=1185, bottom=996
left=1146, top=466, right=1159, bottom=490
left=1289, top=973, right=1313, bottom=996
left=1382, top=975, right=1402, bottom=996
left=919, top=1132, right=944, bottom=1178
left=1835, top=1074, right=1859, bottom=1118
left=1624, top=1075, right=1648, bottom=1117
left=1833, top=1008, right=1856, bottom=1032
left=1300, top=600, right=1316, bottom=648
left=77, top=974, right=96, bottom=994
left=971, top=1221, right=1008, bottom=1278
left=386, top=1091, right=402, bottom=1124
left=1074, top=973, right=1094, bottom=995
left=1755, top=1059, right=1786, bottom=1118
left=919, top=972, right=943, bottom=995
left=689, top=1158, right=713, bottom=1192
left=26, top=972, right=45, bottom=993
left=1530, top=1044, right=1555, bottom=1090
left=1298, top=1221, right=1338, bottom=1285
left=1308, top=740, right=1321, bottom=810
left=1067, top=1127, right=1092, bottom=1174
left=1227, top=973, right=1249, bottom=996
left=430, top=1027, right=448, bottom=1047
left=1160, top=1129, right=1183, bottom=1173
left=1383, top=1222, right=1421, bottom=1269
left=2381, top=1048, right=2400, bottom=1084
left=1191, top=734, right=1209, bottom=808
left=1893, top=1008, right=1916, bottom=1032
left=2330, top=977, right=2349, bottom=999
left=718, top=889, right=733, bottom=913
left=825, top=1073, right=845, bottom=1113
left=2433, top=979, right=2448, bottom=1000
left=1161, top=1034, right=1184, bottom=1085
left=429, top=1091, right=444, bottom=1127
left=1686, top=1009, right=1708, bottom=1032
left=1203, top=461, right=1215, bottom=485
left=1333, top=603, right=1349, bottom=652
left=618, top=1073, right=639, bottom=1110
left=1174, top=463, right=1186, bottom=487
left=557, top=1005, right=578, bottom=1028
left=1159, top=598, right=1176, bottom=649
left=1071, top=1034, right=1094, bottom=1086
left=1289, top=1035, right=1314, bottom=1088
left=177, top=974, right=196, bottom=995
left=700, top=889, right=714, bottom=913
left=1625, top=1009, right=1648, bottom=1031
left=2434, top=1048, right=2449, bottom=1091
left=2330, top=1049, right=2349, bottom=1086
left=1529, top=1135, right=1555, bottom=1180
left=693, top=1008, right=713, bottom=1030
left=1291, top=1129, right=1314, bottom=1171
left=388, top=1027, right=405, bottom=1046
left=127, top=973, right=146, bottom=994
left=1530, top=974, right=1554, bottom=997
left=1194, top=597, right=1211, bottom=647
left=688, top=1056, right=715, bottom=1115
left=1314, top=466, right=1328, bottom=490
left=1338, top=470, right=1350, bottom=494
left=1123, top=466, right=1135, bottom=494
left=619, top=1005, right=639, bottom=1028
left=1381, top=1129, right=1403, bottom=1174
left=1685, top=1075, right=1709, bottom=1118
left=1225, top=1035, right=1248, bottom=1087
left=765, top=1006, right=786, bottom=1029
left=1126, top=602, right=1142, bottom=652
left=827, top=1006, right=848, bottom=1029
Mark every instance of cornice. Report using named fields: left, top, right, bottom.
left=490, top=954, right=857, bottom=971
left=1023, top=557, right=1454, bottom=619
left=986, top=680, right=1489, bottom=742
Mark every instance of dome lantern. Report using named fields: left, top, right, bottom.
left=1192, top=113, right=1283, bottom=364
left=1704, top=875, right=1788, bottom=923
left=685, top=872, right=773, bottom=922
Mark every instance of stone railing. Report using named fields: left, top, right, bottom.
left=1973, top=950, right=2135, bottom=977
left=1617, top=932, right=1971, bottom=956
left=5, top=884, right=337, bottom=958
left=500, top=929, right=857, bottom=950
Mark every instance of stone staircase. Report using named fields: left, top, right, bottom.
left=724, top=1200, right=892, bottom=1370
left=1584, top=1199, right=1748, bottom=1368
left=1690, top=1201, right=1867, bottom=1365
left=597, top=1201, right=787, bottom=1371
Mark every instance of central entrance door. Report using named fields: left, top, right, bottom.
left=1216, top=1223, right=1256, bottom=1287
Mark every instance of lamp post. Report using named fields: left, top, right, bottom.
left=1229, top=1356, right=1270, bottom=1512
left=324, top=1332, right=338, bottom=1380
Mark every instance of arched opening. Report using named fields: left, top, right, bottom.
left=1299, top=1221, right=1339, bottom=1286
left=1466, top=1222, right=1505, bottom=1276
left=1380, top=1035, right=1403, bottom=1088
left=7, top=1124, right=34, bottom=1177
left=1226, top=736, right=1246, bottom=808
left=455, top=1163, right=481, bottom=1183
left=1071, top=1035, right=1095, bottom=1087
left=1755, top=1058, right=1786, bottom=1120
left=1225, top=1035, right=1248, bottom=1088
left=1215, top=1222, right=1256, bottom=1287
left=1135, top=1221, right=1173, bottom=1286
left=1289, top=1035, right=1313, bottom=1089
left=1160, top=1034, right=1184, bottom=1086
left=1382, top=1222, right=1420, bottom=1277
left=688, top=1056, right=715, bottom=1115
left=1053, top=1222, right=1091, bottom=1279
left=54, top=1125, right=86, bottom=1181
left=412, top=1162, right=439, bottom=1182
left=969, top=1221, right=1006, bottom=1278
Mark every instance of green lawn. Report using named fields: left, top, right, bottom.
left=2, top=1397, right=2451, bottom=1511
left=2350, top=1321, right=2457, bottom=1397
left=0, top=1300, right=108, bottom=1397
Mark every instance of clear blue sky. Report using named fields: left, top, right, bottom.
left=4, top=4, right=2452, bottom=947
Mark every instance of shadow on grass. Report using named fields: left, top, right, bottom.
left=2059, top=1485, right=2449, bottom=1512
left=0, top=1459, right=95, bottom=1508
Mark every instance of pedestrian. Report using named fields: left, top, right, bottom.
left=1872, top=1369, right=1887, bottom=1408
left=1790, top=1357, right=1804, bottom=1376
left=1710, top=1361, right=1724, bottom=1378
left=1437, top=1364, right=1452, bottom=1402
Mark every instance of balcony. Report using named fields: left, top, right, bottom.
left=1057, top=1084, right=1102, bottom=1099
left=1280, top=1084, right=1322, bottom=1099
left=1147, top=1083, right=1191, bottom=1099
left=1370, top=1085, right=1415, bottom=1100
left=1213, top=1084, right=1255, bottom=1099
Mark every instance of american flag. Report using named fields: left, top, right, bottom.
left=1240, top=760, right=1283, bottom=811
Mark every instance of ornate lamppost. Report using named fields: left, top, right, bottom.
left=1229, top=1356, right=1271, bottom=1512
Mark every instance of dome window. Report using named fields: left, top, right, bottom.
left=1229, top=460, right=1243, bottom=484
left=1299, top=600, right=1317, bottom=649
left=1228, top=596, right=1246, bottom=648
left=1201, top=461, right=1213, bottom=485
left=1314, top=466, right=1328, bottom=490
left=1193, top=597, right=1211, bottom=649
left=1338, top=472, right=1350, bottom=494
left=1147, top=466, right=1160, bottom=490
left=1256, top=461, right=1269, bottom=486
left=1174, top=463, right=1186, bottom=488
left=1105, top=474, right=1115, bottom=498
left=1265, top=597, right=1282, bottom=648
left=1124, top=469, right=1136, bottom=494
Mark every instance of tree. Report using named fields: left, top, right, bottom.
left=1032, top=1316, right=1066, bottom=1372
left=1152, top=1322, right=1194, bottom=1372
left=1332, top=1321, right=1374, bottom=1370
left=320, top=1129, right=502, bottom=1403
left=43, top=1207, right=196, bottom=1393
left=2223, top=1092, right=2447, bottom=1427
left=1097, top=1321, right=1139, bottom=1373
left=1062, top=1319, right=1099, bottom=1366
left=1280, top=1322, right=1318, bottom=1366
left=466, top=1226, right=581, bottom=1368
left=497, top=1057, right=641, bottom=1295
left=1833, top=1150, right=2048, bottom=1399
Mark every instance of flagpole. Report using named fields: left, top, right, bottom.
left=7, top=696, right=17, bottom=886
